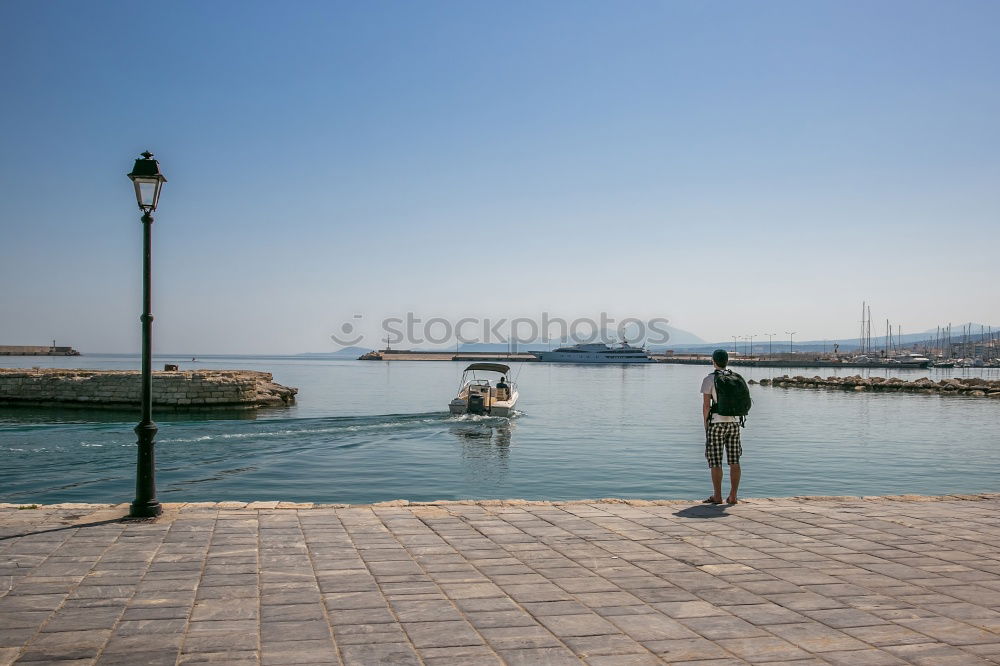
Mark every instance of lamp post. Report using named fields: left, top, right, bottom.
left=785, top=331, right=796, bottom=354
left=747, top=334, right=755, bottom=358
left=127, top=151, right=166, bottom=518
left=765, top=333, right=776, bottom=357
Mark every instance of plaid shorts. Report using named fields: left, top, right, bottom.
left=706, top=422, right=742, bottom=467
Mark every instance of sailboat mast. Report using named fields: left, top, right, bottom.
left=860, top=301, right=865, bottom=353
left=867, top=305, right=872, bottom=355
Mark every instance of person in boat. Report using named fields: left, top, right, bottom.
left=701, top=349, right=742, bottom=505
left=495, top=376, right=509, bottom=400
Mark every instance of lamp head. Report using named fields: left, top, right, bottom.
left=127, top=151, right=167, bottom=212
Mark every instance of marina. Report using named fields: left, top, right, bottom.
left=658, top=356, right=936, bottom=369
left=356, top=314, right=1000, bottom=369
left=359, top=349, right=954, bottom=370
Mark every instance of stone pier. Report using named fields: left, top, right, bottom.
left=0, top=369, right=297, bottom=409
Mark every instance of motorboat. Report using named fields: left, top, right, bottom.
left=527, top=341, right=654, bottom=363
left=449, top=363, right=519, bottom=416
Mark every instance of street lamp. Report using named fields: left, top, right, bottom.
left=785, top=331, right=796, bottom=354
left=127, top=151, right=166, bottom=518
left=747, top=334, right=755, bottom=358
left=765, top=333, right=776, bottom=356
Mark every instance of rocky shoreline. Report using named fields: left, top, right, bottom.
left=755, top=373, right=1000, bottom=397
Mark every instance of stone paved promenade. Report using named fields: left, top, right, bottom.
left=2, top=495, right=1000, bottom=665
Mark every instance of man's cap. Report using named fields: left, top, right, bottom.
left=712, top=349, right=729, bottom=365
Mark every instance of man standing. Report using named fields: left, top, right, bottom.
left=701, top=349, right=743, bottom=505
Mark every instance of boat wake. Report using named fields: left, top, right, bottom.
left=156, top=412, right=453, bottom=444
left=448, top=410, right=521, bottom=424
left=1, top=410, right=519, bottom=452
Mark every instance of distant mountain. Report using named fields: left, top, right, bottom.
left=653, top=325, right=704, bottom=345
left=920, top=323, right=996, bottom=334
left=297, top=346, right=373, bottom=358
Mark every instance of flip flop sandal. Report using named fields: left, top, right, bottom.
left=703, top=497, right=722, bottom=504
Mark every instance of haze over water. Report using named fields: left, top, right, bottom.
left=2, top=355, right=997, bottom=505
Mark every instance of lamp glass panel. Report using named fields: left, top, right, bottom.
left=137, top=180, right=157, bottom=207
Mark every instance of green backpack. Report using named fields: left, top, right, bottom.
left=712, top=369, right=752, bottom=425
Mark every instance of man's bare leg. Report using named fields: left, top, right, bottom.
left=727, top=464, right=741, bottom=504
left=709, top=467, right=723, bottom=503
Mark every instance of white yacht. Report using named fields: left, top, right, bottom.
left=449, top=363, right=519, bottom=416
left=893, top=353, right=931, bottom=367
left=527, top=342, right=654, bottom=363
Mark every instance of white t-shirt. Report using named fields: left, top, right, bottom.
left=701, top=372, right=737, bottom=423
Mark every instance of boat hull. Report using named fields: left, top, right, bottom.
left=449, top=391, right=518, bottom=417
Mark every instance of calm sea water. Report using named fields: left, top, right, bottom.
left=1, top=355, right=998, bottom=504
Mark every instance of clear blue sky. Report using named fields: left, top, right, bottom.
left=1, top=1, right=997, bottom=353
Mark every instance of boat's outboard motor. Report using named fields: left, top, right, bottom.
left=468, top=394, right=487, bottom=415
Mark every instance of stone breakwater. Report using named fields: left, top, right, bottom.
left=0, top=368, right=297, bottom=408
left=756, top=374, right=1000, bottom=397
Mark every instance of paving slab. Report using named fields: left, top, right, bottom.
left=1, top=494, right=1000, bottom=664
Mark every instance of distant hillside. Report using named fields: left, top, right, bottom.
left=297, top=346, right=373, bottom=358
left=653, top=325, right=704, bottom=345
left=919, top=323, right=996, bottom=335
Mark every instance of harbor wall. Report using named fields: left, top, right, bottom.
left=0, top=369, right=297, bottom=408
left=0, top=345, right=79, bottom=356
left=360, top=350, right=538, bottom=362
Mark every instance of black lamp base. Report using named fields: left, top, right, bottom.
left=128, top=499, right=162, bottom=518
